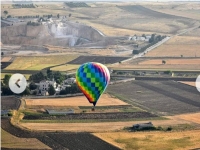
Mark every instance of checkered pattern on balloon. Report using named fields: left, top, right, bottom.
left=76, top=62, right=110, bottom=106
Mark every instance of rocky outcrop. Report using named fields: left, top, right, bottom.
left=1, top=21, right=104, bottom=47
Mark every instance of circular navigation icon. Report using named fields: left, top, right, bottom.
left=9, top=73, right=27, bottom=94
left=196, top=75, right=200, bottom=93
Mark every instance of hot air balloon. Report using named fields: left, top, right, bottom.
left=76, top=62, right=110, bottom=109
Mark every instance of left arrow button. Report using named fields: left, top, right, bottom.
left=9, top=74, right=27, bottom=94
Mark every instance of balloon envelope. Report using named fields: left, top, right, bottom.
left=76, top=62, right=110, bottom=106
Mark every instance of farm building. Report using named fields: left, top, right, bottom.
left=46, top=109, right=74, bottom=115
left=39, top=80, right=57, bottom=95
left=129, top=35, right=151, bottom=42
left=64, top=78, right=76, bottom=84
left=132, top=122, right=154, bottom=130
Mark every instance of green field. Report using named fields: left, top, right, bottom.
left=1, top=73, right=31, bottom=80
left=4, top=55, right=79, bottom=70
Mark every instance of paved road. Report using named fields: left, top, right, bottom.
left=175, top=25, right=199, bottom=36
left=121, top=24, right=200, bottom=63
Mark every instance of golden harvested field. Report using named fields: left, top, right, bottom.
left=146, top=36, right=200, bottom=57
left=1, top=129, right=51, bottom=149
left=79, top=20, right=153, bottom=37
left=139, top=59, right=200, bottom=65
left=1, top=57, right=12, bottom=62
left=112, top=63, right=200, bottom=70
left=93, top=130, right=200, bottom=150
left=20, top=118, right=192, bottom=132
left=1, top=3, right=79, bottom=17
left=179, top=81, right=196, bottom=87
left=145, top=2, right=200, bottom=20
left=5, top=55, right=78, bottom=70
left=51, top=64, right=80, bottom=71
left=25, top=94, right=129, bottom=107
left=169, top=113, right=200, bottom=125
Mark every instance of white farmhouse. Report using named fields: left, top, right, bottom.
left=137, top=36, right=145, bottom=41
left=39, top=80, right=57, bottom=95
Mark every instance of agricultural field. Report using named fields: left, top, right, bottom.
left=67, top=56, right=130, bottom=64
left=1, top=3, right=78, bottom=17
left=44, top=132, right=120, bottom=150
left=1, top=1, right=200, bottom=150
left=1, top=62, right=12, bottom=69
left=179, top=81, right=196, bottom=87
left=138, top=58, right=200, bottom=65
left=25, top=92, right=140, bottom=116
left=25, top=94, right=129, bottom=107
left=20, top=117, right=193, bottom=132
left=145, top=36, right=200, bottom=57
left=1, top=96, right=20, bottom=110
left=94, top=130, right=200, bottom=150
left=144, top=2, right=200, bottom=20
left=169, top=112, right=200, bottom=125
left=23, top=112, right=157, bottom=121
left=2, top=2, right=196, bottom=37
left=1, top=128, right=51, bottom=150
left=1, top=73, right=31, bottom=79
left=112, top=63, right=200, bottom=70
left=1, top=119, right=119, bottom=150
left=4, top=55, right=78, bottom=70
left=1, top=56, right=13, bottom=62
left=119, top=58, right=200, bottom=70
left=74, top=4, right=194, bottom=34
left=107, top=80, right=200, bottom=115
left=50, top=64, right=80, bottom=72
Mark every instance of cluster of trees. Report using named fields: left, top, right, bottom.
left=27, top=21, right=40, bottom=26
left=18, top=15, right=40, bottom=19
left=65, top=2, right=90, bottom=8
left=7, top=15, right=12, bottom=18
left=17, top=14, right=52, bottom=19
left=43, top=14, right=53, bottom=19
left=1, top=69, right=81, bottom=96
left=29, top=72, right=46, bottom=83
left=3, top=10, right=11, bottom=18
left=132, top=34, right=167, bottom=55
left=13, top=4, right=35, bottom=8
left=149, top=34, right=166, bottom=43
left=60, top=83, right=81, bottom=95
left=1, top=74, right=30, bottom=96
left=3, top=10, right=8, bottom=16
left=29, top=69, right=67, bottom=84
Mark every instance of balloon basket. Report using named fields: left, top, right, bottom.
left=91, top=108, right=95, bottom=111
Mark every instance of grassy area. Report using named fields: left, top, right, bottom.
left=50, top=64, right=80, bottom=71
left=146, top=36, right=200, bottom=57
left=1, top=3, right=80, bottom=17
left=1, top=128, right=51, bottom=149
left=94, top=129, right=200, bottom=150
left=5, top=55, right=78, bottom=70
left=21, top=117, right=165, bottom=123
left=1, top=73, right=31, bottom=80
